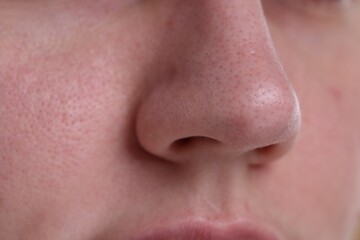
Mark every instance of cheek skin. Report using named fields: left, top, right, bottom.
left=0, top=3, right=170, bottom=238
left=0, top=32, right=135, bottom=239
left=247, top=83, right=360, bottom=239
left=264, top=13, right=360, bottom=238
left=0, top=56, right=111, bottom=238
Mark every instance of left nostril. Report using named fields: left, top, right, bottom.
left=248, top=142, right=293, bottom=167
left=256, top=144, right=276, bottom=155
left=247, top=145, right=277, bottom=167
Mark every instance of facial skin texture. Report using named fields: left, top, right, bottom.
left=0, top=0, right=360, bottom=239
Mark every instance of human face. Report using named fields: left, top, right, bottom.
left=0, top=0, right=360, bottom=239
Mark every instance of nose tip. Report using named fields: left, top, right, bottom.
left=237, top=82, right=301, bottom=165
left=235, top=82, right=301, bottom=152
left=171, top=115, right=301, bottom=166
left=136, top=75, right=301, bottom=164
left=135, top=0, right=301, bottom=165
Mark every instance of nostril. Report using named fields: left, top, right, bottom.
left=170, top=136, right=221, bottom=152
left=247, top=144, right=278, bottom=167
left=248, top=142, right=292, bottom=167
left=256, top=144, right=276, bottom=155
left=171, top=137, right=194, bottom=151
left=173, top=137, right=194, bottom=148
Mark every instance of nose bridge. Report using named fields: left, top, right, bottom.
left=166, top=0, right=275, bottom=67
left=164, top=0, right=290, bottom=104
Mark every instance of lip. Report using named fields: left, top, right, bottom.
left=132, top=218, right=283, bottom=240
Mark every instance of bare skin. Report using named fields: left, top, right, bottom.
left=0, top=1, right=360, bottom=239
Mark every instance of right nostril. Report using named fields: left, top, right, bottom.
left=172, top=137, right=194, bottom=150
left=170, top=136, right=220, bottom=152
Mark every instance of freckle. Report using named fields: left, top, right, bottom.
left=328, top=86, right=343, bottom=103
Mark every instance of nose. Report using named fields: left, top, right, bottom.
left=136, top=0, right=301, bottom=165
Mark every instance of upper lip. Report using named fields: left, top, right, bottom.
left=131, top=218, right=283, bottom=240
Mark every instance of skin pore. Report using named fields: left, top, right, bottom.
left=0, top=0, right=360, bottom=239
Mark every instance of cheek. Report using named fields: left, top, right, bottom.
left=290, top=111, right=359, bottom=238
left=262, top=23, right=360, bottom=238
left=0, top=48, right=134, bottom=236
left=279, top=66, right=360, bottom=239
left=254, top=90, right=360, bottom=239
left=0, top=9, right=161, bottom=235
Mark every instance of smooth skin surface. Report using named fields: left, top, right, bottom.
left=0, top=0, right=360, bottom=239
